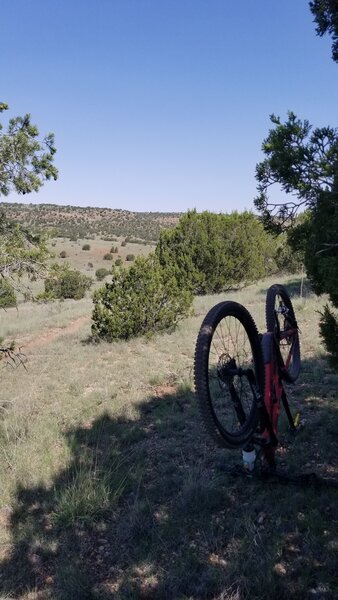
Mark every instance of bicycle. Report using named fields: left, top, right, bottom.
left=194, top=284, right=301, bottom=472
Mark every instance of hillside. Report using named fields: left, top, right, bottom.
left=2, top=202, right=181, bottom=241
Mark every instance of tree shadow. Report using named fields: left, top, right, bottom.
left=1, top=357, right=338, bottom=599
left=259, top=277, right=314, bottom=299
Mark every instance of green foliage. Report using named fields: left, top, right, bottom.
left=273, top=232, right=304, bottom=274
left=319, top=305, right=338, bottom=369
left=273, top=213, right=308, bottom=274
left=0, top=278, right=16, bottom=308
left=310, top=0, right=338, bottom=62
left=115, top=258, right=123, bottom=266
left=254, top=112, right=338, bottom=232
left=255, top=111, right=338, bottom=366
left=103, top=253, right=113, bottom=260
left=39, top=263, right=93, bottom=301
left=82, top=244, right=90, bottom=251
left=0, top=210, right=49, bottom=282
left=126, top=254, right=135, bottom=262
left=0, top=103, right=58, bottom=196
left=92, top=254, right=193, bottom=341
left=156, top=210, right=276, bottom=295
left=302, top=194, right=338, bottom=303
left=95, top=267, right=110, bottom=281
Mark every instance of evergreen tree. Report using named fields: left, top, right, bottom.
left=156, top=210, right=276, bottom=295
left=92, top=254, right=192, bottom=341
left=310, top=0, right=338, bottom=62
left=0, top=102, right=57, bottom=361
left=0, top=103, right=57, bottom=196
left=254, top=112, right=338, bottom=366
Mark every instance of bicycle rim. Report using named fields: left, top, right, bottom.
left=194, top=301, right=264, bottom=448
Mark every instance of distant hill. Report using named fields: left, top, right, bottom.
left=2, top=202, right=181, bottom=241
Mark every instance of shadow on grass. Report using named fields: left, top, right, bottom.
left=259, top=277, right=314, bottom=299
left=1, top=358, right=338, bottom=599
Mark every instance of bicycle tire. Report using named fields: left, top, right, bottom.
left=265, top=284, right=301, bottom=383
left=194, top=301, right=264, bottom=449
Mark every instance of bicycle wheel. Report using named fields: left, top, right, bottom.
left=194, top=301, right=264, bottom=449
left=265, top=284, right=300, bottom=383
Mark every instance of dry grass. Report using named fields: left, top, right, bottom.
left=49, top=236, right=155, bottom=277
left=0, top=274, right=337, bottom=599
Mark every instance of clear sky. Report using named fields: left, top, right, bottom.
left=1, top=0, right=337, bottom=213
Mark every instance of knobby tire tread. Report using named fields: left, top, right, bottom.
left=194, top=301, right=264, bottom=449
left=265, top=284, right=301, bottom=383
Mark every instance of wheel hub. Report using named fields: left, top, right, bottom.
left=217, top=354, right=237, bottom=384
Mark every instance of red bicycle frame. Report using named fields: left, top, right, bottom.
left=257, top=330, right=298, bottom=468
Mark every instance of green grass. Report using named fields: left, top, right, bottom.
left=0, top=274, right=337, bottom=599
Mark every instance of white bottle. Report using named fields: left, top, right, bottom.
left=242, top=447, right=256, bottom=472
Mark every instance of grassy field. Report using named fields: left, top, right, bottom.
left=0, top=275, right=337, bottom=599
left=50, top=237, right=155, bottom=275
left=13, top=236, right=156, bottom=301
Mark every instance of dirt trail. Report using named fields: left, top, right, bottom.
left=18, top=315, right=91, bottom=351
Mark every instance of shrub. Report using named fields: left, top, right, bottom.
left=87, top=262, right=94, bottom=268
left=156, top=210, right=277, bottom=294
left=319, top=304, right=338, bottom=369
left=59, top=250, right=67, bottom=258
left=103, top=253, right=113, bottom=260
left=82, top=244, right=91, bottom=251
left=121, top=240, right=127, bottom=247
left=95, top=267, right=110, bottom=281
left=115, top=258, right=123, bottom=266
left=110, top=246, right=118, bottom=253
left=39, top=264, right=93, bottom=300
left=92, top=254, right=193, bottom=341
left=126, top=254, right=135, bottom=262
left=0, top=279, right=17, bottom=308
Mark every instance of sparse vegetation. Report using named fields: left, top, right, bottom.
left=3, top=202, right=180, bottom=241
left=82, top=243, right=90, bottom=251
left=103, top=252, right=113, bottom=260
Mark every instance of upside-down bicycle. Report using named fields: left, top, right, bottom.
left=194, top=284, right=301, bottom=474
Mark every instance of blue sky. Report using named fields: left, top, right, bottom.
left=1, top=0, right=337, bottom=213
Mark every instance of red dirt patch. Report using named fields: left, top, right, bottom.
left=18, top=315, right=90, bottom=351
